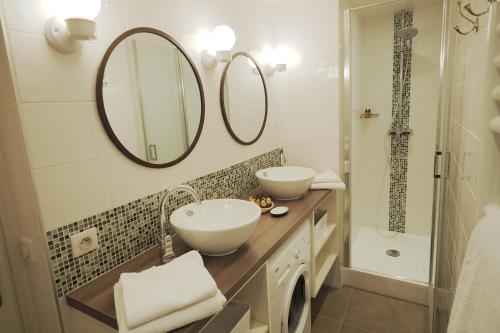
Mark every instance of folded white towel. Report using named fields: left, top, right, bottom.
left=447, top=204, right=500, bottom=333
left=115, top=283, right=226, bottom=333
left=311, top=181, right=346, bottom=190
left=120, top=250, right=218, bottom=329
left=313, top=170, right=341, bottom=184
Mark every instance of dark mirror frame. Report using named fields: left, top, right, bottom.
left=96, top=27, right=205, bottom=168
left=220, top=51, right=268, bottom=145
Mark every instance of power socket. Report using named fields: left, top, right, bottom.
left=70, top=227, right=99, bottom=258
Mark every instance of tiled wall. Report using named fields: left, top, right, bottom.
left=349, top=2, right=442, bottom=236
left=2, top=0, right=281, bottom=234
left=0, top=0, right=340, bottom=331
left=0, top=19, right=62, bottom=333
left=388, top=10, right=413, bottom=233
left=273, top=0, right=340, bottom=172
left=435, top=0, right=500, bottom=330
left=47, top=149, right=280, bottom=297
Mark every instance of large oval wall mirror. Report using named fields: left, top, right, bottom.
left=97, top=28, right=205, bottom=168
left=220, top=52, right=268, bottom=145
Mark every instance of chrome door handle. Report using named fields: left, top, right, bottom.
left=434, top=151, right=443, bottom=179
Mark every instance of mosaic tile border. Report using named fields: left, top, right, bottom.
left=46, top=149, right=281, bottom=297
left=389, top=10, right=413, bottom=233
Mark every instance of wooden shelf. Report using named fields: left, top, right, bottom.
left=314, top=253, right=338, bottom=296
left=314, top=223, right=337, bottom=257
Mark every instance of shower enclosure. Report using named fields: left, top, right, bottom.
left=343, top=0, right=444, bottom=284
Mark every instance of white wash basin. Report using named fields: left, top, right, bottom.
left=170, top=199, right=261, bottom=256
left=256, top=166, right=316, bottom=200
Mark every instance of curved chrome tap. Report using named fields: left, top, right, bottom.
left=280, top=147, right=287, bottom=166
left=159, top=185, right=201, bottom=263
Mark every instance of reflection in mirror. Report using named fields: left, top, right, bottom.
left=221, top=52, right=268, bottom=145
left=97, top=28, right=204, bottom=168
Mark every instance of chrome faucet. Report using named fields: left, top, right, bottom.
left=159, top=185, right=201, bottom=264
left=280, top=147, right=287, bottom=166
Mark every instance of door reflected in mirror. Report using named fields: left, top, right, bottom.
left=221, top=52, right=268, bottom=145
left=97, top=28, right=204, bottom=168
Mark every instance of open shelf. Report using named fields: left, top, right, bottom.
left=310, top=191, right=341, bottom=297
left=314, top=251, right=338, bottom=296
left=314, top=223, right=337, bottom=257
left=232, top=264, right=270, bottom=332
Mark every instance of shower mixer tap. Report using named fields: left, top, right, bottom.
left=388, top=128, right=413, bottom=136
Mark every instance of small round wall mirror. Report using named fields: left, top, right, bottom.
left=97, top=28, right=205, bottom=168
left=220, top=52, right=268, bottom=145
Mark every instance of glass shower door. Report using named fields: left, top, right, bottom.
left=347, top=0, right=443, bottom=284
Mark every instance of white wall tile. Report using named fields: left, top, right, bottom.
left=32, top=160, right=104, bottom=230
left=440, top=0, right=500, bottom=296
left=273, top=0, right=340, bottom=172
left=22, top=102, right=97, bottom=168
left=6, top=169, right=41, bottom=232
left=0, top=103, right=29, bottom=170
left=0, top=24, right=16, bottom=104
left=94, top=0, right=128, bottom=45
left=8, top=31, right=106, bottom=102
left=88, top=102, right=120, bottom=158
left=1, top=0, right=47, bottom=34
left=97, top=154, right=179, bottom=210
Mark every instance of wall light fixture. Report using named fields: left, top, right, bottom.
left=262, top=46, right=301, bottom=76
left=199, top=25, right=236, bottom=70
left=45, top=0, right=101, bottom=54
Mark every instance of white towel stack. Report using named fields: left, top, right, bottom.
left=310, top=169, right=346, bottom=190
left=447, top=204, right=500, bottom=333
left=114, top=250, right=226, bottom=333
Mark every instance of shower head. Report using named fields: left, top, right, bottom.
left=397, top=27, right=418, bottom=40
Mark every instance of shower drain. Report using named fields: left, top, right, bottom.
left=386, top=249, right=400, bottom=257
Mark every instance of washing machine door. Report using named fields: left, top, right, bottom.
left=281, top=264, right=311, bottom=333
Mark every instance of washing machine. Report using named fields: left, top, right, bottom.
left=268, top=222, right=311, bottom=333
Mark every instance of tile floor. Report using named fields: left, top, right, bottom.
left=311, top=286, right=429, bottom=333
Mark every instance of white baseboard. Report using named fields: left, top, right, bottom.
left=341, top=267, right=429, bottom=305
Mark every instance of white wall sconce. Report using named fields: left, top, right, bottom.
left=199, top=25, right=236, bottom=70
left=44, top=0, right=101, bottom=54
left=262, top=46, right=301, bottom=76
left=262, top=46, right=288, bottom=76
left=265, top=63, right=287, bottom=76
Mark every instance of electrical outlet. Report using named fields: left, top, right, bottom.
left=70, top=227, right=99, bottom=258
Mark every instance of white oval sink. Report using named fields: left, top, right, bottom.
left=256, top=166, right=316, bottom=200
left=170, top=199, right=261, bottom=256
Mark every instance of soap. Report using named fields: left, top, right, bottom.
left=271, top=206, right=289, bottom=217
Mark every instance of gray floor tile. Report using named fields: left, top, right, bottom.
left=312, top=315, right=341, bottom=333
left=312, top=286, right=354, bottom=321
left=343, top=289, right=429, bottom=333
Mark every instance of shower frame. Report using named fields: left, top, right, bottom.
left=338, top=0, right=452, bottom=328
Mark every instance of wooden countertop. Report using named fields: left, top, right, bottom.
left=66, top=189, right=333, bottom=332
